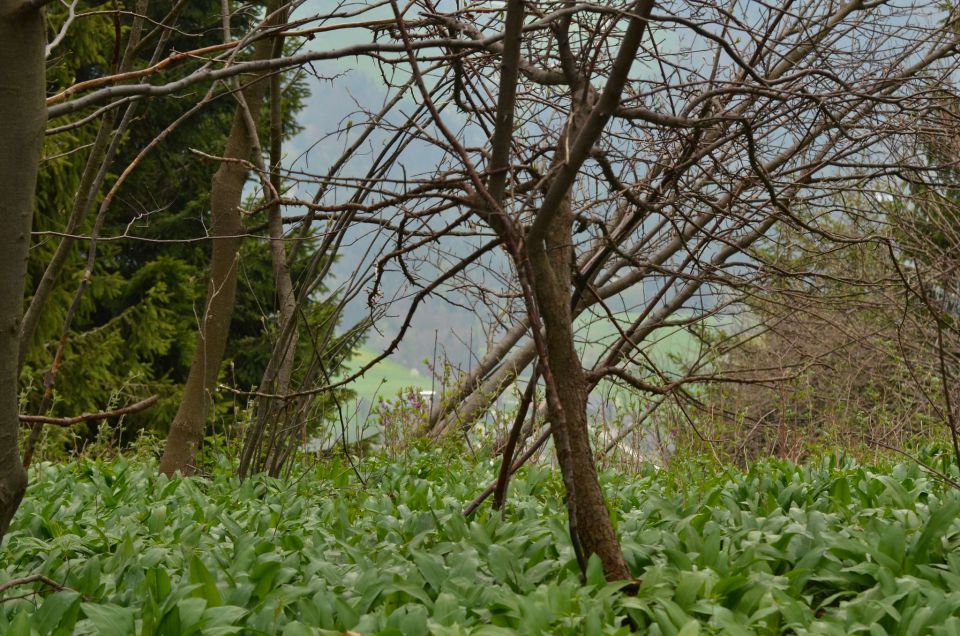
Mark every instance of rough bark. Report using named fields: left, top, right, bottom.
left=159, top=9, right=281, bottom=476
left=525, top=96, right=631, bottom=581
left=0, top=0, right=46, bottom=539
left=527, top=207, right=632, bottom=582
left=263, top=63, right=299, bottom=434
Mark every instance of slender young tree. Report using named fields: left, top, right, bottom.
left=160, top=1, right=284, bottom=475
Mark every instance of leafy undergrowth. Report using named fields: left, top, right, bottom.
left=2, top=450, right=960, bottom=635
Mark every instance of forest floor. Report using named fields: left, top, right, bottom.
left=2, top=447, right=960, bottom=635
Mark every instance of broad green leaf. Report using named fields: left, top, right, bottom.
left=80, top=603, right=135, bottom=636
left=678, top=620, right=701, bottom=636
left=414, top=551, right=448, bottom=593
left=586, top=554, right=606, bottom=587
left=201, top=605, right=247, bottom=628
left=175, top=597, right=206, bottom=632
left=189, top=555, right=223, bottom=607
left=33, top=591, right=81, bottom=636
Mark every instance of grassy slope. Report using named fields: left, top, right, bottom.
left=342, top=348, right=431, bottom=404
left=3, top=450, right=960, bottom=635
left=574, top=310, right=708, bottom=374
left=343, top=313, right=711, bottom=408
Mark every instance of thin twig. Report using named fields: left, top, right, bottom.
left=19, top=395, right=159, bottom=427
left=868, top=438, right=960, bottom=490
left=0, top=574, right=73, bottom=596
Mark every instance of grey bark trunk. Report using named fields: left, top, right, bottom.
left=0, top=1, right=46, bottom=539
left=263, top=69, right=299, bottom=420
left=159, top=13, right=281, bottom=476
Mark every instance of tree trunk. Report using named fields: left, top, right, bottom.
left=0, top=0, right=46, bottom=539
left=160, top=12, right=281, bottom=476
left=525, top=99, right=631, bottom=581
left=528, top=228, right=632, bottom=581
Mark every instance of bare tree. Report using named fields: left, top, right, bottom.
left=334, top=0, right=960, bottom=579
left=423, top=0, right=960, bottom=437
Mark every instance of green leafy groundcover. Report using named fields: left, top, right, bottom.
left=3, top=450, right=960, bottom=635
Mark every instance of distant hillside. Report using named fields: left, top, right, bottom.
left=342, top=347, right=431, bottom=404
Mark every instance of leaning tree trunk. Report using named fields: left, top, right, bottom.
left=0, top=0, right=46, bottom=539
left=524, top=93, right=631, bottom=581
left=160, top=8, right=281, bottom=476
left=527, top=198, right=632, bottom=582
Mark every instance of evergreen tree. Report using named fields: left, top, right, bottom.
left=24, top=1, right=360, bottom=455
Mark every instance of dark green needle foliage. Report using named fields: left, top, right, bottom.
left=23, top=1, right=357, bottom=453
